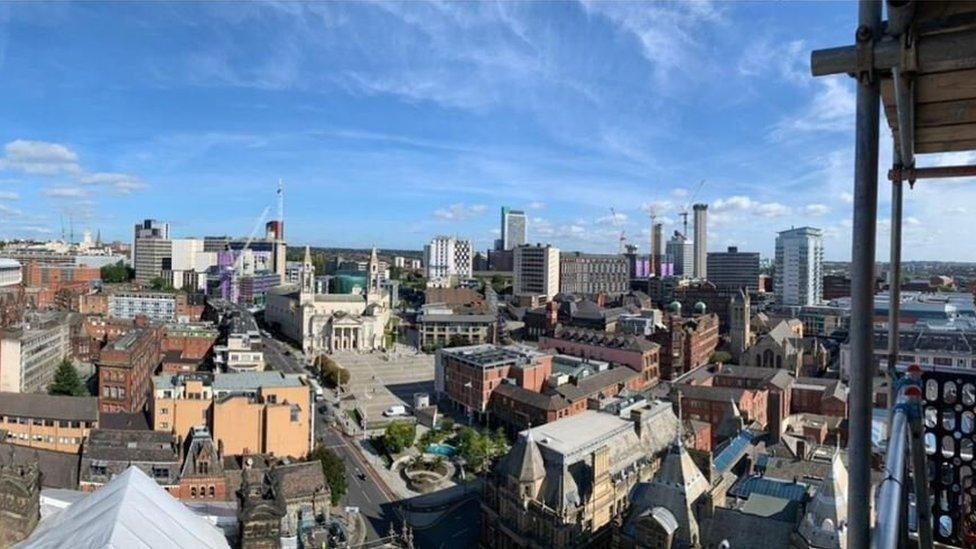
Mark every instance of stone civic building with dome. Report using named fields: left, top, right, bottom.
left=265, top=247, right=391, bottom=356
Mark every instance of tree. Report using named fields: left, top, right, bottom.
left=457, top=427, right=490, bottom=473
left=383, top=421, right=416, bottom=455
left=447, top=334, right=470, bottom=348
left=710, top=350, right=733, bottom=364
left=307, top=445, right=347, bottom=506
left=49, top=358, right=86, bottom=396
left=316, top=355, right=350, bottom=388
left=147, top=276, right=171, bottom=291
left=100, top=261, right=133, bottom=283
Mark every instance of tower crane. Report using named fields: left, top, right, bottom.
left=678, top=179, right=706, bottom=237
left=609, top=207, right=627, bottom=253
left=233, top=206, right=271, bottom=275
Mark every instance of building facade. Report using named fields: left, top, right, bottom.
left=501, top=207, right=527, bottom=250
left=79, top=428, right=180, bottom=494
left=435, top=345, right=552, bottom=417
left=96, top=327, right=162, bottom=413
left=539, top=326, right=661, bottom=389
left=481, top=406, right=679, bottom=548
left=0, top=458, right=40, bottom=547
left=514, top=244, right=560, bottom=300
left=666, top=232, right=694, bottom=277
left=650, top=311, right=720, bottom=380
left=559, top=253, right=629, bottom=296
left=0, top=313, right=72, bottom=393
left=0, top=392, right=99, bottom=453
left=151, top=371, right=311, bottom=458
left=424, top=236, right=473, bottom=283
left=692, top=203, right=708, bottom=279
left=108, top=291, right=177, bottom=321
left=133, top=219, right=172, bottom=285
left=774, top=227, right=823, bottom=306
left=706, top=246, right=759, bottom=292
left=265, top=247, right=391, bottom=357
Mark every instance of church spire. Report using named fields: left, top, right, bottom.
left=304, top=245, right=312, bottom=265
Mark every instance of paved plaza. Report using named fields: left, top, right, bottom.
left=332, top=350, right=435, bottom=427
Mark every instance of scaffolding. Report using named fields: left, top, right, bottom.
left=811, top=1, right=976, bottom=546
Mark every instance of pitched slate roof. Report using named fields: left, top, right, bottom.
left=0, top=392, right=98, bottom=422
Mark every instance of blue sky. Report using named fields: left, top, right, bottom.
left=0, top=1, right=972, bottom=260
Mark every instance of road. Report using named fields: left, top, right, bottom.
left=412, top=498, right=481, bottom=549
left=261, top=334, right=306, bottom=374
left=319, top=422, right=399, bottom=542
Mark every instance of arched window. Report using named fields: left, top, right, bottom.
left=191, top=487, right=197, bottom=498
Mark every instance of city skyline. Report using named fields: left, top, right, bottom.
left=0, top=2, right=974, bottom=260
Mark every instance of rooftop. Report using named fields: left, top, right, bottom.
left=440, top=344, right=546, bottom=369
left=0, top=392, right=98, bottom=422
left=522, top=410, right=633, bottom=457
left=83, top=429, right=178, bottom=463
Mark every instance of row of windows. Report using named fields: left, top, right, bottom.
left=5, top=431, right=81, bottom=445
left=1, top=416, right=92, bottom=429
left=102, top=386, right=127, bottom=399
left=189, top=485, right=217, bottom=498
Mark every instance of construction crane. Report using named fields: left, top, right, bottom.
left=609, top=207, right=627, bottom=253
left=233, top=205, right=271, bottom=274
left=678, top=179, right=706, bottom=237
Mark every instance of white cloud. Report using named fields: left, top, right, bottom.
left=528, top=201, right=546, bottom=210
left=0, top=140, right=81, bottom=176
left=770, top=76, right=855, bottom=140
left=80, top=172, right=147, bottom=193
left=839, top=192, right=854, bottom=204
left=596, top=211, right=628, bottom=226
left=433, top=203, right=487, bottom=221
left=0, top=140, right=149, bottom=196
left=0, top=191, right=19, bottom=200
left=0, top=203, right=21, bottom=216
left=804, top=204, right=830, bottom=216
left=42, top=186, right=88, bottom=198
left=738, top=38, right=807, bottom=86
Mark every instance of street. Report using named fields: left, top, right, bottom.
left=319, top=423, right=399, bottom=542
left=261, top=334, right=306, bottom=374
left=411, top=498, right=481, bottom=549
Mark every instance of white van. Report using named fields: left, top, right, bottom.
left=383, top=405, right=407, bottom=417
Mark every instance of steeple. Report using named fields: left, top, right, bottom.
left=368, top=246, right=381, bottom=295
left=300, top=246, right=315, bottom=299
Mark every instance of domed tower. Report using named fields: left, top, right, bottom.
left=668, top=300, right=683, bottom=316
left=693, top=301, right=707, bottom=315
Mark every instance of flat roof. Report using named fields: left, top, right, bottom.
left=441, top=344, right=545, bottom=369
left=211, top=371, right=303, bottom=391
left=523, top=410, right=632, bottom=457
left=0, top=392, right=98, bottom=422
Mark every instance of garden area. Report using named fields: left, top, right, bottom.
left=374, top=418, right=510, bottom=485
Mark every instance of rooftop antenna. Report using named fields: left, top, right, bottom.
left=69, top=216, right=74, bottom=244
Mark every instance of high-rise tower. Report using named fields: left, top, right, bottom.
left=692, top=204, right=707, bottom=279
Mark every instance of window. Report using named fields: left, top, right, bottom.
left=90, top=464, right=107, bottom=476
left=290, top=406, right=300, bottom=423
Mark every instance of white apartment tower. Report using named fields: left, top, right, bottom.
left=424, top=236, right=473, bottom=283
left=666, top=231, right=694, bottom=277
left=693, top=203, right=708, bottom=279
left=774, top=227, right=824, bottom=306
left=514, top=244, right=560, bottom=299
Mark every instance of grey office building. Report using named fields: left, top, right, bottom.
left=501, top=207, right=527, bottom=250
left=133, top=219, right=171, bottom=285
left=707, top=246, right=760, bottom=291
left=559, top=253, right=629, bottom=295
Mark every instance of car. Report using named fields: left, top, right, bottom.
left=382, top=405, right=407, bottom=417
left=355, top=468, right=366, bottom=480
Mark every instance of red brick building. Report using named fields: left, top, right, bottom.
left=436, top=345, right=553, bottom=416
left=539, top=326, right=661, bottom=389
left=96, top=327, right=162, bottom=413
left=176, top=426, right=228, bottom=501
left=159, top=323, right=218, bottom=374
left=651, top=313, right=720, bottom=380
left=791, top=377, right=848, bottom=417
left=22, top=262, right=100, bottom=309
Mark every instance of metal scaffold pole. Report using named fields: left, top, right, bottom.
left=888, top=142, right=903, bottom=408
left=849, top=1, right=882, bottom=547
